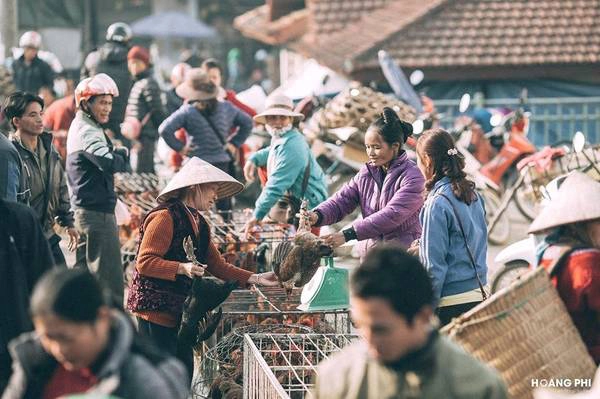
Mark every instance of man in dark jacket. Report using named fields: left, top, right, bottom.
left=81, top=22, right=132, bottom=142
left=11, top=31, right=55, bottom=94
left=124, top=46, right=166, bottom=173
left=4, top=92, right=79, bottom=267
left=67, top=74, right=129, bottom=307
left=2, top=268, right=189, bottom=399
left=0, top=132, right=22, bottom=201
left=0, top=198, right=54, bottom=393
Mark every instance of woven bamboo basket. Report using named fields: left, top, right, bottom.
left=441, top=267, right=596, bottom=399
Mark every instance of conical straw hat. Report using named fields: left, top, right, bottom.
left=529, top=171, right=600, bottom=234
left=156, top=157, right=244, bottom=203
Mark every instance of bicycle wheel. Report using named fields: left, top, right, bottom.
left=491, top=261, right=530, bottom=293
left=482, top=189, right=510, bottom=245
left=514, top=183, right=541, bottom=221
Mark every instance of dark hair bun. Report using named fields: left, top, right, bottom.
left=382, top=107, right=399, bottom=126
left=375, top=106, right=413, bottom=144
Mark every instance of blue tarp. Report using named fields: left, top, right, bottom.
left=131, top=11, right=217, bottom=39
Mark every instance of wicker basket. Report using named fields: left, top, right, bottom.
left=442, top=267, right=596, bottom=399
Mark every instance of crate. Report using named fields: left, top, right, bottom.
left=192, top=324, right=313, bottom=399
left=442, top=267, right=596, bottom=399
left=243, top=333, right=359, bottom=399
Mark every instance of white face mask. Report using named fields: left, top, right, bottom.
left=266, top=123, right=293, bottom=137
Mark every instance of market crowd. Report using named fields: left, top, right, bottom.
left=0, top=23, right=598, bottom=399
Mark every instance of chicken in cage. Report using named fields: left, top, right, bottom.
left=243, top=333, right=359, bottom=399
left=193, top=324, right=314, bottom=399
left=215, top=286, right=351, bottom=339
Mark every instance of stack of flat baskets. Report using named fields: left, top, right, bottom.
left=442, top=267, right=596, bottom=399
left=317, top=82, right=417, bottom=132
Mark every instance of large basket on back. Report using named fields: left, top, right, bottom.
left=442, top=267, right=596, bottom=399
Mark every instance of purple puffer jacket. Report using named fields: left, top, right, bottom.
left=315, top=152, right=425, bottom=257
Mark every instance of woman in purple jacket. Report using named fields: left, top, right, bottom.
left=308, top=107, right=425, bottom=258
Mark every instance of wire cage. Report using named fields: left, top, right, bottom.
left=203, top=209, right=296, bottom=273
left=243, top=333, right=359, bottom=399
left=216, top=286, right=352, bottom=340
left=192, top=324, right=314, bottom=399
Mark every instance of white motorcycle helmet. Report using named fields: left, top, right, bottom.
left=19, top=31, right=42, bottom=49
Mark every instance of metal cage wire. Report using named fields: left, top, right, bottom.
left=243, top=333, right=359, bottom=399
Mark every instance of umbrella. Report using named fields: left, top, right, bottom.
left=378, top=50, right=423, bottom=114
left=131, top=11, right=217, bottom=39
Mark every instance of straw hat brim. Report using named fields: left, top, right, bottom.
left=528, top=172, right=600, bottom=234
left=254, top=107, right=305, bottom=125
left=156, top=157, right=244, bottom=203
left=175, top=82, right=217, bottom=102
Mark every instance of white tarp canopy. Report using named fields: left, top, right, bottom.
left=131, top=11, right=217, bottom=39
left=277, top=60, right=349, bottom=100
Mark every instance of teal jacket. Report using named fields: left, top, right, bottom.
left=249, top=128, right=327, bottom=220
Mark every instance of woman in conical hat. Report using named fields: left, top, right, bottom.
left=531, top=171, right=600, bottom=365
left=126, top=157, right=278, bottom=371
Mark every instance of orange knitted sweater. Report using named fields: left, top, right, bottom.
left=132, top=209, right=252, bottom=327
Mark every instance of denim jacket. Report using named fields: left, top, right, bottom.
left=419, top=177, right=488, bottom=305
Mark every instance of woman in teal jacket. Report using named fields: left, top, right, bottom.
left=243, top=93, right=327, bottom=233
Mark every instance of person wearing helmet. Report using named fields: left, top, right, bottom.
left=66, top=73, right=130, bottom=307
left=81, top=22, right=133, bottom=142
left=11, top=31, right=55, bottom=94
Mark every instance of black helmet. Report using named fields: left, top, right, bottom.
left=106, top=22, right=132, bottom=43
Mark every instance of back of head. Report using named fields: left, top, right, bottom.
left=369, top=106, right=413, bottom=145
left=30, top=268, right=106, bottom=323
left=106, top=22, right=132, bottom=43
left=352, top=245, right=433, bottom=323
left=2, top=91, right=44, bottom=130
left=416, top=128, right=476, bottom=204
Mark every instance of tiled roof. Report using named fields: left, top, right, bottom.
left=354, top=0, right=600, bottom=70
left=236, top=0, right=600, bottom=74
left=291, top=0, right=445, bottom=70
left=233, top=4, right=309, bottom=45
left=306, top=0, right=392, bottom=38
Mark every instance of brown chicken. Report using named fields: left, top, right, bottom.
left=271, top=231, right=333, bottom=293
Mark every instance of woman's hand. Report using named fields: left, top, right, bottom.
left=407, top=239, right=420, bottom=257
left=248, top=271, right=280, bottom=287
left=243, top=160, right=256, bottom=182
left=244, top=217, right=262, bottom=239
left=322, top=232, right=345, bottom=248
left=308, top=211, right=319, bottom=226
left=225, top=143, right=238, bottom=159
left=66, top=227, right=80, bottom=252
left=177, top=262, right=206, bottom=278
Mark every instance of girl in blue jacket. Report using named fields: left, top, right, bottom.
left=416, top=129, right=488, bottom=326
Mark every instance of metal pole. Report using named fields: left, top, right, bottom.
left=82, top=0, right=98, bottom=54
left=0, top=0, right=18, bottom=60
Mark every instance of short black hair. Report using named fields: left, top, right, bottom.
left=201, top=58, right=222, bottom=74
left=30, top=268, right=106, bottom=323
left=351, top=245, right=434, bottom=323
left=2, top=91, right=44, bottom=130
